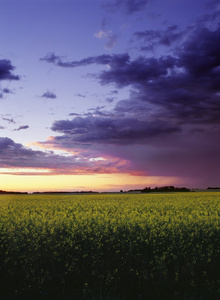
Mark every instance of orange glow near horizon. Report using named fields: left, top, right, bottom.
left=0, top=173, right=182, bottom=193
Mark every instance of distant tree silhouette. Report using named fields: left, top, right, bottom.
left=141, top=186, right=190, bottom=193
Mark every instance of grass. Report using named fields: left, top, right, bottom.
left=0, top=192, right=219, bottom=299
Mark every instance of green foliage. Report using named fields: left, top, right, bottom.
left=0, top=193, right=220, bottom=299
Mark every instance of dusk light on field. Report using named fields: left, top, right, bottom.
left=0, top=0, right=220, bottom=192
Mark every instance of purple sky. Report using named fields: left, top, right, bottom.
left=0, top=0, right=220, bottom=191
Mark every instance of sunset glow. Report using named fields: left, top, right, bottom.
left=0, top=173, right=182, bottom=193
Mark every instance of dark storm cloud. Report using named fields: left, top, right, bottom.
left=13, top=125, right=29, bottom=131
left=138, top=25, right=220, bottom=126
left=178, top=26, right=220, bottom=81
left=41, top=91, right=57, bottom=99
left=103, top=0, right=149, bottom=14
left=113, top=98, right=149, bottom=115
left=97, top=26, right=220, bottom=90
left=0, top=59, right=20, bottom=81
left=134, top=77, right=220, bottom=126
left=134, top=25, right=183, bottom=50
left=51, top=116, right=179, bottom=145
left=98, top=25, right=220, bottom=126
left=99, top=55, right=176, bottom=87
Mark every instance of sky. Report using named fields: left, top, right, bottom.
left=0, top=0, right=220, bottom=192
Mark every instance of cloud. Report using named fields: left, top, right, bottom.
left=94, top=30, right=108, bottom=39
left=134, top=25, right=183, bottom=51
left=38, top=19, right=220, bottom=186
left=83, top=107, right=115, bottom=118
left=2, top=88, right=13, bottom=94
left=40, top=52, right=61, bottom=64
left=76, top=93, right=86, bottom=98
left=0, top=126, right=4, bottom=129
left=41, top=23, right=220, bottom=132
left=83, top=25, right=220, bottom=128
left=50, top=116, right=180, bottom=146
left=106, top=97, right=115, bottom=103
left=2, top=117, right=16, bottom=124
left=0, top=137, right=81, bottom=174
left=0, top=87, right=13, bottom=98
left=37, top=117, right=220, bottom=185
left=41, top=52, right=176, bottom=87
left=110, top=90, right=118, bottom=95
left=0, top=59, right=20, bottom=81
left=0, top=137, right=130, bottom=175
left=94, top=30, right=118, bottom=49
left=99, top=55, right=177, bottom=87
left=69, top=113, right=81, bottom=116
left=41, top=91, right=57, bottom=99
left=178, top=26, right=220, bottom=80
left=13, top=125, right=29, bottom=131
left=40, top=52, right=130, bottom=69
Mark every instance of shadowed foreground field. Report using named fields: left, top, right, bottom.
left=0, top=192, right=219, bottom=299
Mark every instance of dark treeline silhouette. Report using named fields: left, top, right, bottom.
left=32, top=191, right=98, bottom=194
left=141, top=186, right=190, bottom=193
left=0, top=190, right=28, bottom=194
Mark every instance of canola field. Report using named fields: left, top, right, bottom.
left=0, top=192, right=219, bottom=299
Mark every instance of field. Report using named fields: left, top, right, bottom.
left=0, top=192, right=219, bottom=299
